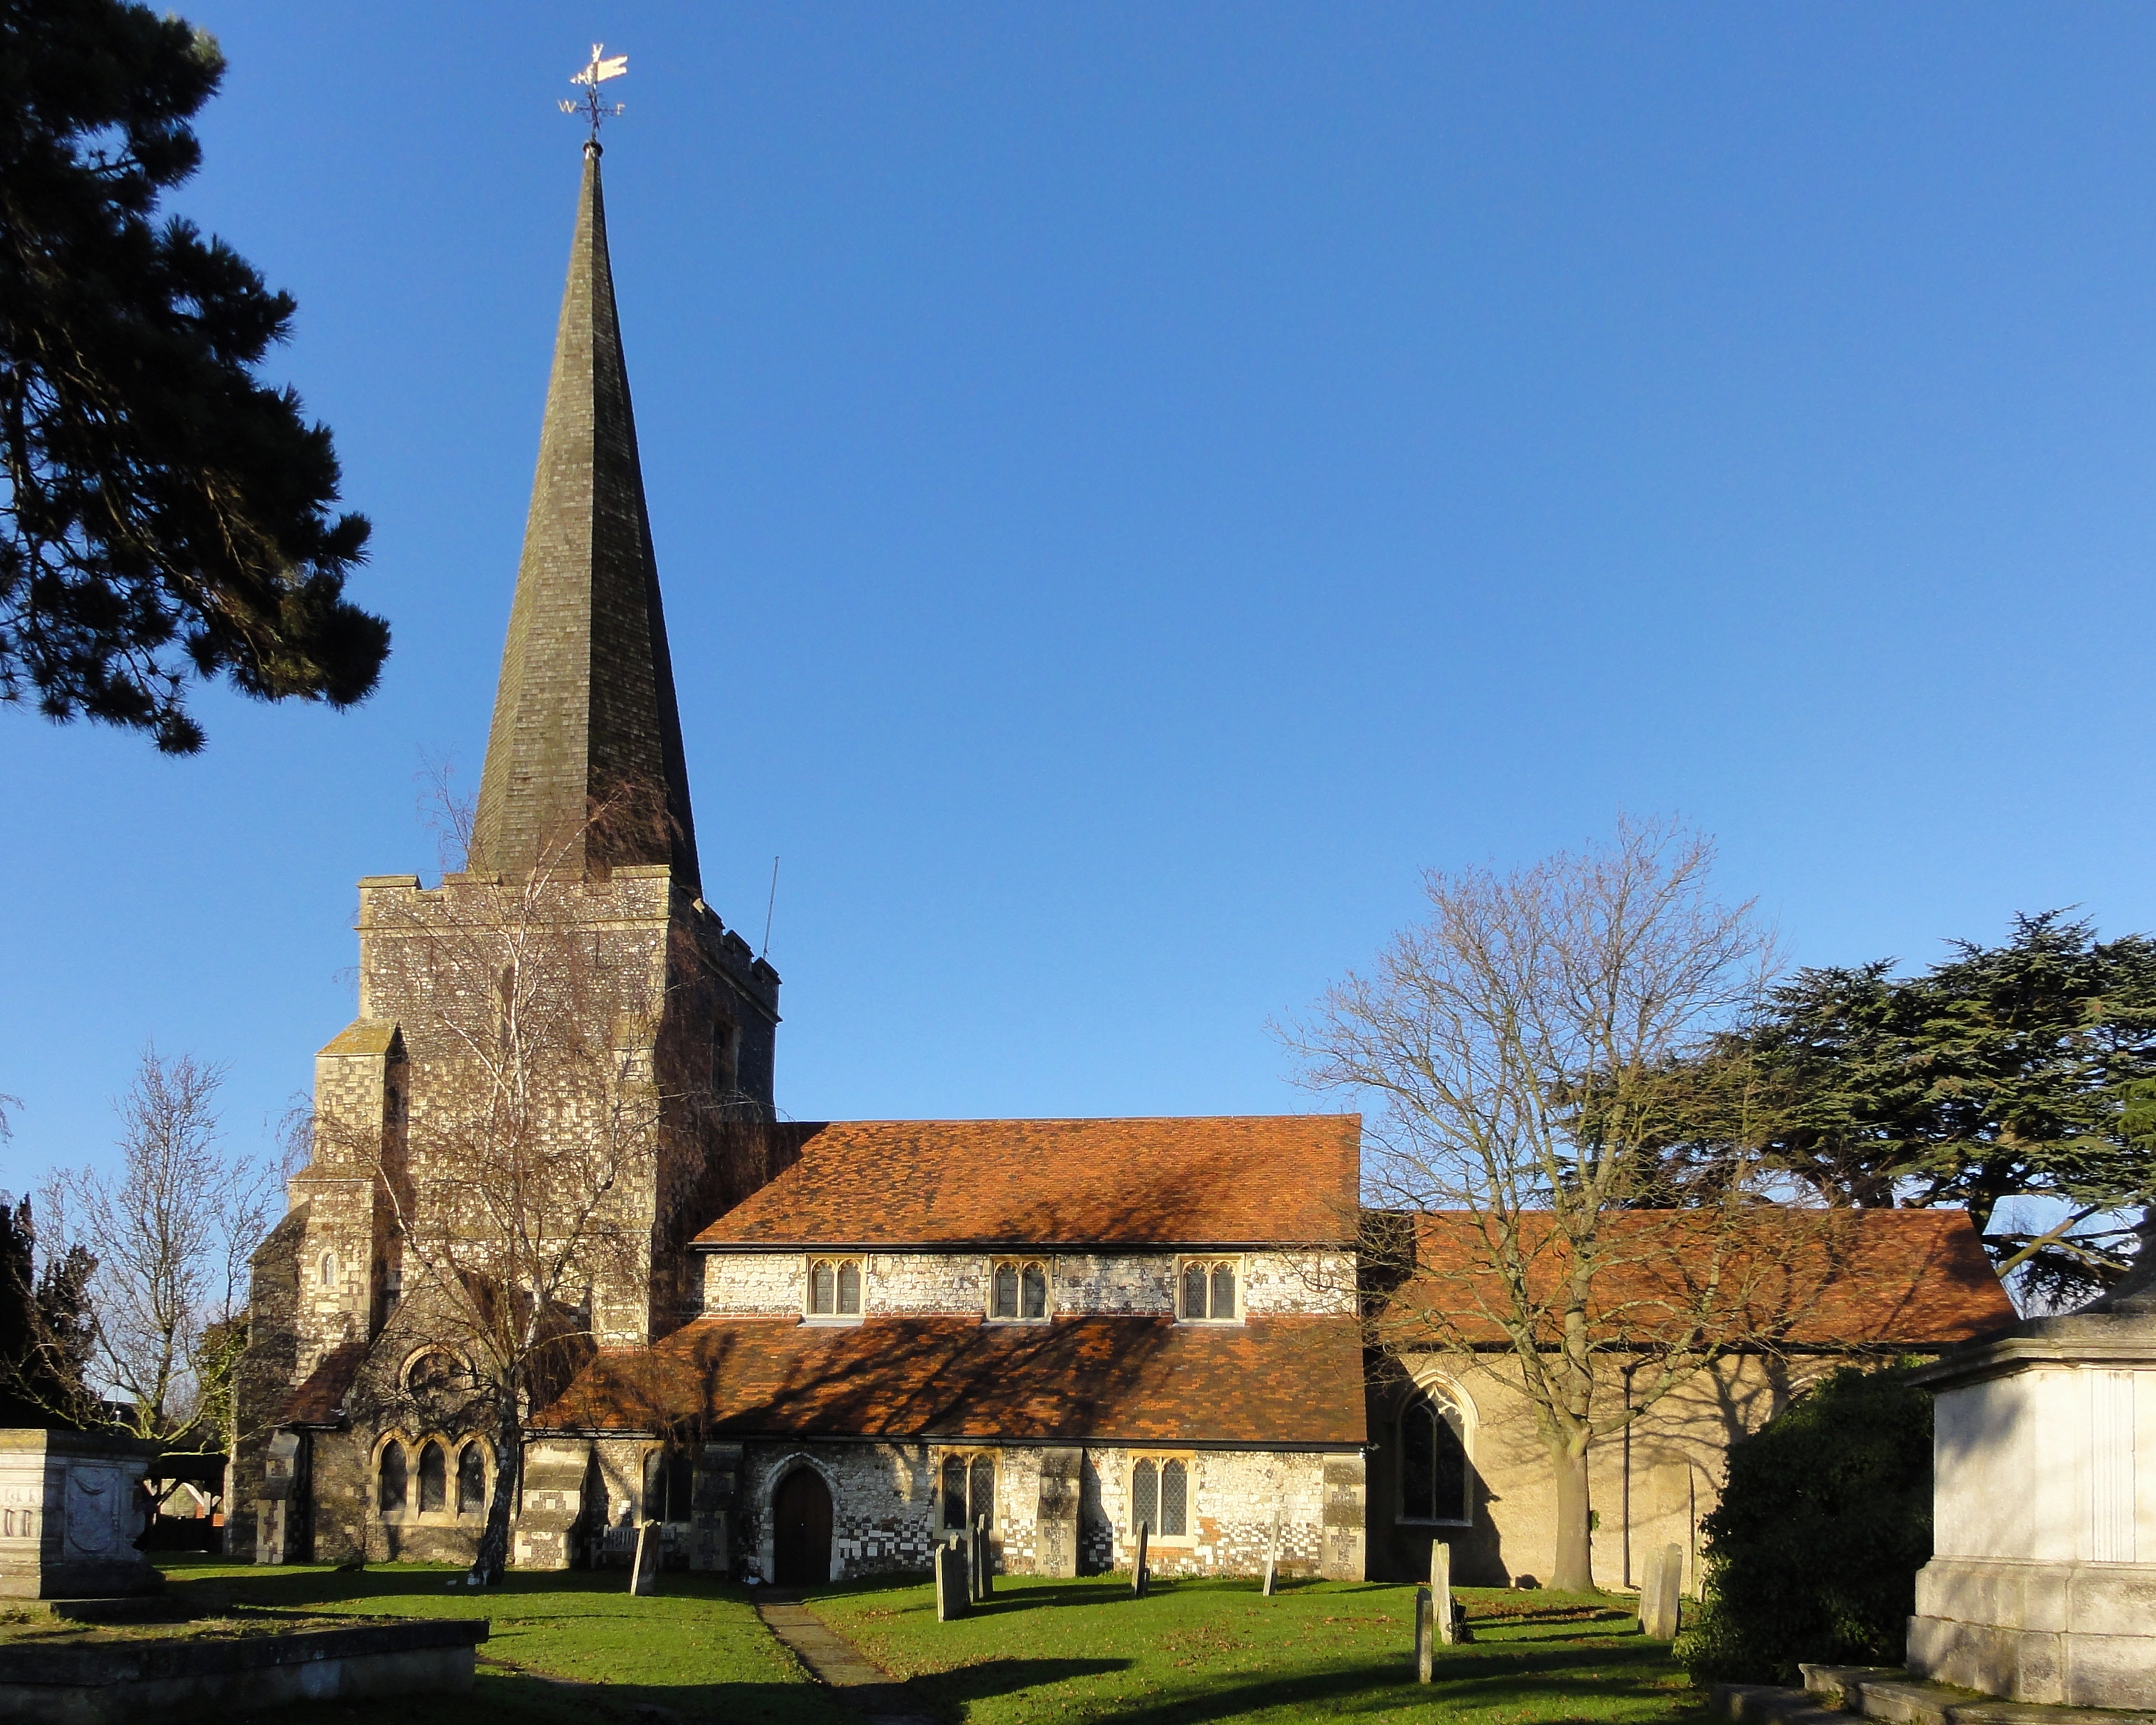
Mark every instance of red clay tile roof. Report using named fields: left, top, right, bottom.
left=532, top=1313, right=1368, bottom=1447
left=1383, top=1207, right=2013, bottom=1352
left=694, top=1117, right=1361, bottom=1249
left=279, top=1341, right=368, bottom=1426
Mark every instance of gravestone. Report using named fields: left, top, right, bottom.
left=1034, top=1447, right=1081, bottom=1578
left=1637, top=1542, right=1681, bottom=1640
left=1261, top=1508, right=1281, bottom=1596
left=1131, top=1522, right=1150, bottom=1598
left=628, top=1520, right=661, bottom=1595
left=1413, top=1585, right=1434, bottom=1684
left=934, top=1540, right=970, bottom=1621
left=1906, top=1248, right=2156, bottom=1710
left=1430, top=1541, right=1455, bottom=1644
left=973, top=1516, right=993, bottom=1600
left=689, top=1442, right=741, bottom=1573
left=0, top=1429, right=163, bottom=1599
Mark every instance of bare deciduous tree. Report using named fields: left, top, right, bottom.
left=1289, top=816, right=1811, bottom=1591
left=41, top=1049, right=274, bottom=1440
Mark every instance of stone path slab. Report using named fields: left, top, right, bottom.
left=754, top=1594, right=936, bottom=1725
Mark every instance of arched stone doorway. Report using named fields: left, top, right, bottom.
left=771, top=1468, right=833, bottom=1587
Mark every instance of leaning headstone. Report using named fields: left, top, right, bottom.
left=973, top=1515, right=993, bottom=1599
left=1413, top=1585, right=1434, bottom=1683
left=1261, top=1507, right=1281, bottom=1595
left=934, top=1541, right=970, bottom=1620
left=1638, top=1542, right=1681, bottom=1640
left=1429, top=1541, right=1455, bottom=1644
left=628, top=1520, right=662, bottom=1595
left=1131, top=1521, right=1150, bottom=1598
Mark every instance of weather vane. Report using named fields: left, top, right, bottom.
left=560, top=43, right=627, bottom=143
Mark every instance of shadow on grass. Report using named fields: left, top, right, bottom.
left=897, top=1621, right=1686, bottom=1725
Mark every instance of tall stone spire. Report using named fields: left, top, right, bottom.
left=469, top=140, right=700, bottom=890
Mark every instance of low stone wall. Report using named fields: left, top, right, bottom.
left=0, top=1617, right=486, bottom=1725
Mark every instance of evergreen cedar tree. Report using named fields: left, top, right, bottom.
left=0, top=0, right=386, bottom=754
left=1675, top=1365, right=1934, bottom=1686
left=1734, top=911, right=2156, bottom=1307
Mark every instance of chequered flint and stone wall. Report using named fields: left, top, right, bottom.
left=701, top=1249, right=1358, bottom=1318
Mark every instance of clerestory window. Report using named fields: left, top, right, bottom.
left=988, top=1258, right=1051, bottom=1321
left=807, top=1257, right=863, bottom=1317
left=1178, top=1258, right=1240, bottom=1322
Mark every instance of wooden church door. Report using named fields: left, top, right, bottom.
left=771, top=1469, right=833, bottom=1586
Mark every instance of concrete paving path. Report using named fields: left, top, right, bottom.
left=755, top=1592, right=938, bottom=1725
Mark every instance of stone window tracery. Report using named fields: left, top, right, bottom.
left=988, top=1258, right=1051, bottom=1321
left=807, top=1257, right=862, bottom=1317
left=1178, top=1259, right=1240, bottom=1322
left=938, top=1450, right=997, bottom=1531
left=1400, top=1386, right=1471, bottom=1525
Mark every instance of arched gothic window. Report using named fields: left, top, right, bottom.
left=457, top=1444, right=486, bottom=1516
left=320, top=1252, right=335, bottom=1288
left=1400, top=1387, right=1470, bottom=1525
left=1179, top=1259, right=1238, bottom=1321
left=968, top=1455, right=995, bottom=1529
left=940, top=1454, right=967, bottom=1529
left=417, top=1440, right=446, bottom=1513
left=377, top=1443, right=407, bottom=1515
left=940, top=1453, right=995, bottom=1529
left=1131, top=1458, right=1157, bottom=1533
left=989, top=1259, right=1052, bottom=1321
left=808, top=1259, right=862, bottom=1316
left=1158, top=1460, right=1188, bottom=1537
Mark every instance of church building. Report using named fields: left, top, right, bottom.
left=231, top=141, right=2013, bottom=1591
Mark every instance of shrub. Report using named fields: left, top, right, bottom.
left=1675, top=1364, right=1931, bottom=1685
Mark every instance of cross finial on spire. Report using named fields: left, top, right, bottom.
left=559, top=43, right=627, bottom=147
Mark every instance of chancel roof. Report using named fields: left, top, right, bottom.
left=692, top=1115, right=1362, bottom=1250
left=1385, top=1206, right=2013, bottom=1353
left=531, top=1314, right=1367, bottom=1446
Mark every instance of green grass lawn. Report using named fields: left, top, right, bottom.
left=154, top=1556, right=849, bottom=1725
left=142, top=1560, right=1701, bottom=1725
left=805, top=1575, right=1706, bottom=1725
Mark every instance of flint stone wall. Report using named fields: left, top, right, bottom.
left=727, top=1440, right=1359, bottom=1582
left=701, top=1250, right=1355, bottom=1319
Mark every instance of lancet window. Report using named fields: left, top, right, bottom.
left=939, top=1451, right=997, bottom=1531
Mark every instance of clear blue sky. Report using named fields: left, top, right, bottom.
left=7, top=2, right=2156, bottom=1188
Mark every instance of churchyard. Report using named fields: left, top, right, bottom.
left=93, top=1558, right=1702, bottom=1725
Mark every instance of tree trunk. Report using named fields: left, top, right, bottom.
left=470, top=1404, right=521, bottom=1585
left=1548, top=1430, right=1593, bottom=1592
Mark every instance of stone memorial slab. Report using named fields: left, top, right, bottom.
left=1639, top=1542, right=1682, bottom=1640
left=1431, top=1541, right=1456, bottom=1644
left=1415, top=1585, right=1434, bottom=1684
left=1907, top=1252, right=2156, bottom=1711
left=1132, top=1522, right=1150, bottom=1598
left=628, top=1520, right=661, bottom=1595
left=1262, top=1509, right=1281, bottom=1597
left=934, top=1542, right=969, bottom=1621
left=0, top=1429, right=163, bottom=1600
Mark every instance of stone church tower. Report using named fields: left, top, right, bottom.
left=231, top=141, right=781, bottom=1565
